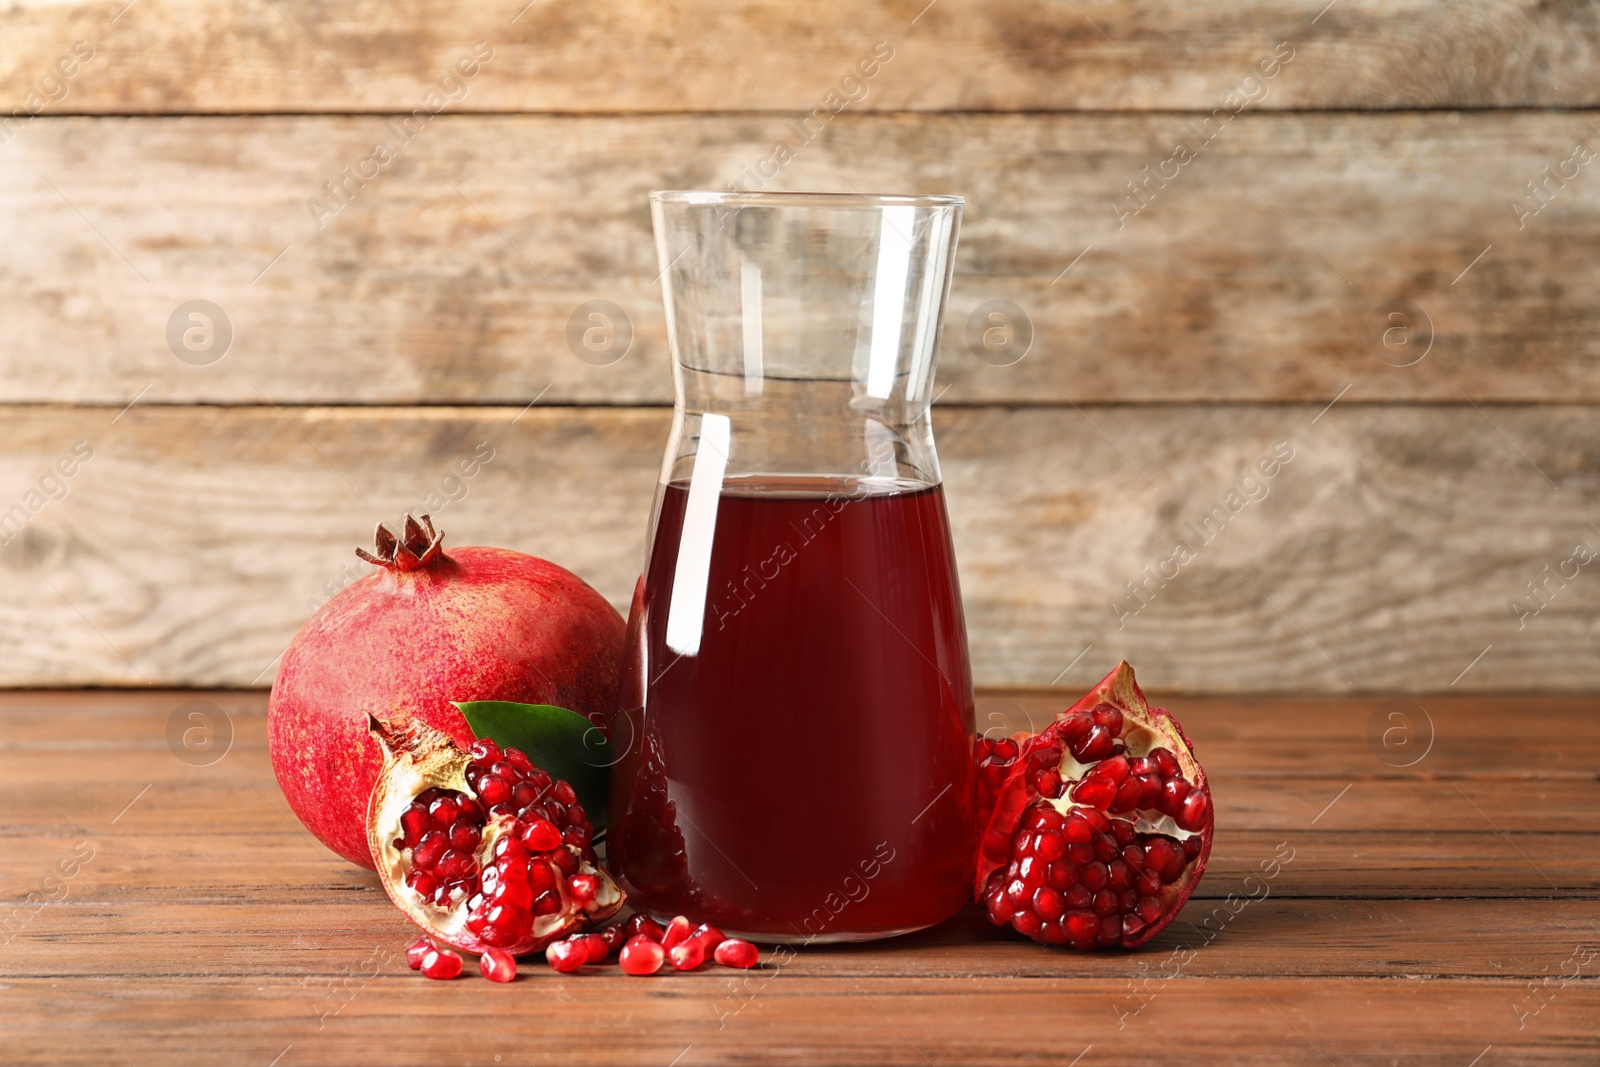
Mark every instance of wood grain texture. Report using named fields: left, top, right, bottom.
left=0, top=691, right=1594, bottom=1066
left=3, top=112, right=1600, bottom=405
left=1, top=403, right=1595, bottom=691
left=1, top=0, right=1596, bottom=114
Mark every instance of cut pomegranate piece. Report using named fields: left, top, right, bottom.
left=977, top=662, right=1213, bottom=950
left=367, top=717, right=624, bottom=958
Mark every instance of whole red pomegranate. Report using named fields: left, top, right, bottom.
left=977, top=662, right=1213, bottom=950
left=269, top=515, right=626, bottom=869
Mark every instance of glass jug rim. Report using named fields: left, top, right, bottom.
left=649, top=189, right=963, bottom=209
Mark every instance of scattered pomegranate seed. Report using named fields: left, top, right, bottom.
left=624, top=914, right=665, bottom=942
left=420, top=947, right=463, bottom=980
left=713, top=939, right=759, bottom=969
left=546, top=938, right=589, bottom=973
left=575, top=933, right=610, bottom=964
left=599, top=923, right=628, bottom=952
left=661, top=915, right=695, bottom=950
left=479, top=948, right=517, bottom=983
left=619, top=935, right=666, bottom=976
left=405, top=935, right=434, bottom=970
left=668, top=939, right=705, bottom=971
left=690, top=923, right=726, bottom=953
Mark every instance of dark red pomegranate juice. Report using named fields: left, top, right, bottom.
left=610, top=476, right=977, bottom=940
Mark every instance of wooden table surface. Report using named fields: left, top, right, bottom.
left=2, top=689, right=1596, bottom=1065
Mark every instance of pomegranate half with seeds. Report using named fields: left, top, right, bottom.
left=368, top=716, right=623, bottom=957
left=978, top=662, right=1213, bottom=950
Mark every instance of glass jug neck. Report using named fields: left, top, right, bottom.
left=651, top=190, right=963, bottom=491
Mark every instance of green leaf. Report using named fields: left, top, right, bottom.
left=454, top=701, right=611, bottom=830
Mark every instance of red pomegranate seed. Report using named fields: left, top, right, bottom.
left=625, top=914, right=665, bottom=942
left=668, top=939, right=705, bottom=971
left=575, top=933, right=610, bottom=964
left=1074, top=723, right=1116, bottom=761
left=413, top=831, right=447, bottom=870
left=660, top=915, right=695, bottom=950
left=1072, top=777, right=1116, bottom=808
left=482, top=904, right=533, bottom=947
left=1158, top=776, right=1191, bottom=816
left=429, top=795, right=460, bottom=828
left=713, top=939, right=758, bottom=969
left=1095, top=755, right=1131, bottom=783
left=478, top=776, right=511, bottom=805
left=400, top=807, right=431, bottom=846
left=1177, top=791, right=1211, bottom=832
left=600, top=924, right=628, bottom=951
left=480, top=948, right=517, bottom=982
left=448, top=821, right=480, bottom=851
left=405, top=935, right=433, bottom=970
left=520, top=819, right=562, bottom=852
left=489, top=877, right=534, bottom=909
left=407, top=869, right=439, bottom=900
left=619, top=936, right=665, bottom=976
left=420, top=947, right=463, bottom=980
left=1093, top=703, right=1123, bottom=731
left=568, top=874, right=600, bottom=904
left=546, top=938, right=589, bottom=973
left=690, top=923, right=726, bottom=952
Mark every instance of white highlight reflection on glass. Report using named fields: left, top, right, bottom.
left=665, top=412, right=731, bottom=656
left=866, top=205, right=916, bottom=400
left=906, top=213, right=951, bottom=403
left=740, top=260, right=764, bottom=396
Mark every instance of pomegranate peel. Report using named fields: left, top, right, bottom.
left=977, top=662, right=1213, bottom=950
left=367, top=715, right=623, bottom=958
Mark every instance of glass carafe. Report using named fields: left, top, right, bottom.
left=608, top=190, right=974, bottom=942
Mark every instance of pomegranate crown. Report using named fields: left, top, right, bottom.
left=356, top=514, right=445, bottom=572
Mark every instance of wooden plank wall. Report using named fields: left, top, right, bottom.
left=1, top=1, right=1596, bottom=692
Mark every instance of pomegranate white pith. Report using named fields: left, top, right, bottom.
left=978, top=662, right=1213, bottom=950
left=367, top=716, right=623, bottom=957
